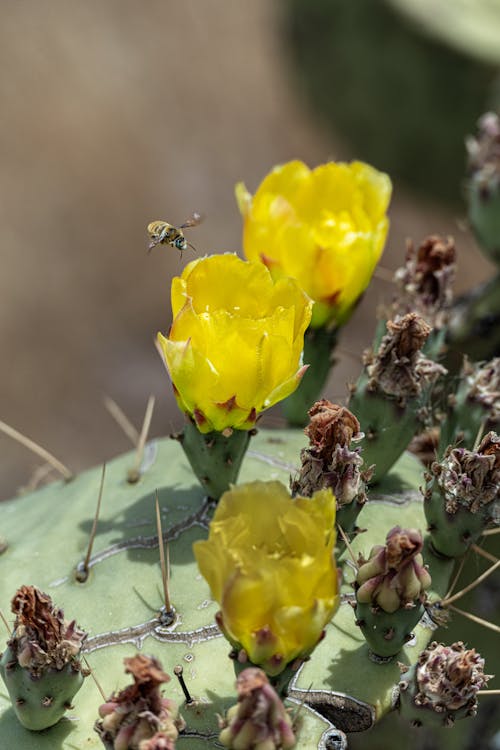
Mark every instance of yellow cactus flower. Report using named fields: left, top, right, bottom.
left=157, top=254, right=312, bottom=433
left=193, top=481, right=339, bottom=676
left=236, top=160, right=392, bottom=328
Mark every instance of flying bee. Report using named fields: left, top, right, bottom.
left=147, top=212, right=203, bottom=255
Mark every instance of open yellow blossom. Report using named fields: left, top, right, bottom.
left=193, top=481, right=339, bottom=676
left=237, top=160, right=392, bottom=328
left=157, top=254, right=312, bottom=433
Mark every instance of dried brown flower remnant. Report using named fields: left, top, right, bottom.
left=438, top=432, right=499, bottom=511
left=96, top=655, right=184, bottom=750
left=464, top=357, right=500, bottom=423
left=416, top=641, right=490, bottom=712
left=366, top=314, right=446, bottom=404
left=305, top=400, right=361, bottom=454
left=218, top=668, right=296, bottom=749
left=291, top=400, right=370, bottom=509
left=393, top=235, right=456, bottom=328
left=124, top=654, right=170, bottom=691
left=356, top=527, right=431, bottom=613
left=433, top=431, right=500, bottom=514
left=8, top=585, right=86, bottom=676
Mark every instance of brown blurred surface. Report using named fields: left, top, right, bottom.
left=0, top=1, right=495, bottom=500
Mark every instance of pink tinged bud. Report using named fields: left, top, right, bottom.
left=394, top=564, right=423, bottom=602
left=231, top=720, right=258, bottom=749
left=115, top=722, right=137, bottom=750
left=414, top=561, right=432, bottom=591
left=375, top=577, right=402, bottom=614
left=220, top=668, right=296, bottom=749
left=356, top=548, right=386, bottom=583
left=356, top=575, right=384, bottom=604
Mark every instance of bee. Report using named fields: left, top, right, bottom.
left=147, top=212, right=203, bottom=255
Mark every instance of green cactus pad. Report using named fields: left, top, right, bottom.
left=0, top=649, right=84, bottom=731
left=0, top=429, right=454, bottom=748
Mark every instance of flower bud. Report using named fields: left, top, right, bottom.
left=392, top=235, right=456, bottom=330
left=95, top=655, right=184, bottom=750
left=354, top=528, right=431, bottom=659
left=219, top=668, right=296, bottom=749
left=356, top=527, right=430, bottom=613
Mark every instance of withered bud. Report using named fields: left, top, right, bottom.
left=218, top=668, right=296, bottom=749
left=96, top=655, right=185, bottom=750
left=305, top=400, right=362, bottom=453
left=432, top=431, right=500, bottom=514
left=366, top=314, right=446, bottom=403
left=466, top=112, right=500, bottom=185
left=416, top=641, right=490, bottom=712
left=393, top=236, right=456, bottom=327
left=291, top=400, right=370, bottom=507
left=463, top=357, right=500, bottom=423
left=8, top=585, right=86, bottom=676
left=385, top=527, right=423, bottom=568
left=356, top=527, right=431, bottom=613
left=124, top=654, right=170, bottom=690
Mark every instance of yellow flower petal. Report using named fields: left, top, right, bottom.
left=158, top=255, right=312, bottom=432
left=194, top=481, right=339, bottom=675
left=237, top=160, right=392, bottom=328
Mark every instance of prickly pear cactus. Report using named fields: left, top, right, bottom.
left=0, top=429, right=454, bottom=748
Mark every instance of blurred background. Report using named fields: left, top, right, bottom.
left=1, top=0, right=499, bottom=501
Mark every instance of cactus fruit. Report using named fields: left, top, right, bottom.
left=172, top=421, right=253, bottom=500
left=95, top=654, right=184, bottom=749
left=466, top=112, right=500, bottom=266
left=354, top=527, right=432, bottom=659
left=348, top=313, right=446, bottom=481
left=0, top=585, right=87, bottom=730
left=218, top=668, right=296, bottom=749
left=397, top=641, right=490, bottom=728
left=424, top=432, right=500, bottom=558
left=290, top=400, right=372, bottom=542
left=439, top=357, right=500, bottom=456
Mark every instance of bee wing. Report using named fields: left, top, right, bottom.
left=180, top=211, right=204, bottom=229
